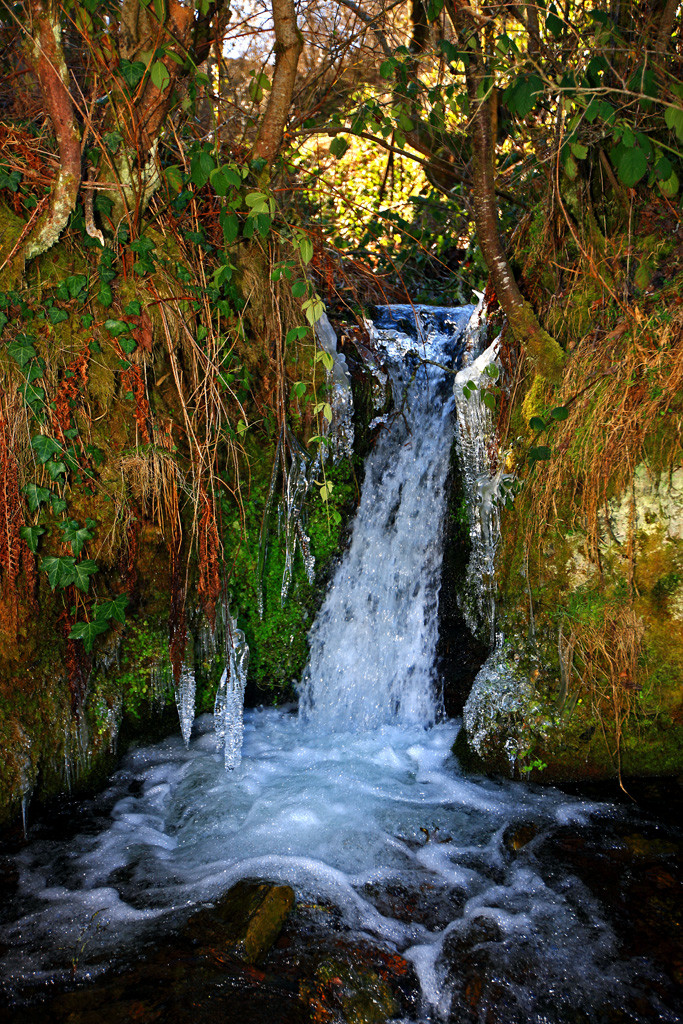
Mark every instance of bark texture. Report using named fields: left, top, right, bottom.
left=24, top=0, right=81, bottom=261
left=447, top=0, right=566, bottom=383
left=252, top=0, right=303, bottom=164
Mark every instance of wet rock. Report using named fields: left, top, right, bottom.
left=184, top=879, right=295, bottom=965
left=502, top=821, right=540, bottom=854
left=301, top=955, right=399, bottom=1024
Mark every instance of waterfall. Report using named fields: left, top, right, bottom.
left=299, top=304, right=478, bottom=731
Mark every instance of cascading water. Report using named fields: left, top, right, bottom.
left=0, top=305, right=679, bottom=1024
left=300, top=303, right=476, bottom=731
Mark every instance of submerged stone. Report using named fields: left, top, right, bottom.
left=302, top=955, right=399, bottom=1024
left=185, top=879, right=295, bottom=965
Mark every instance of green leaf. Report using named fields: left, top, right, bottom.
left=256, top=213, right=271, bottom=237
left=528, top=445, right=551, bottom=461
left=150, top=60, right=171, bottom=92
left=379, top=60, right=395, bottom=79
left=20, top=525, right=45, bottom=553
left=550, top=405, right=569, bottom=420
left=94, top=594, right=129, bottom=623
left=302, top=296, right=325, bottom=326
left=125, top=299, right=142, bottom=316
left=546, top=5, right=564, bottom=37
left=69, top=618, right=110, bottom=652
left=505, top=74, right=544, bottom=118
left=45, top=459, right=67, bottom=481
left=658, top=169, right=679, bottom=198
left=119, top=60, right=146, bottom=88
left=104, top=318, right=129, bottom=337
left=47, top=306, right=69, bottom=325
left=248, top=71, right=271, bottom=103
left=119, top=336, right=137, bottom=355
left=298, top=237, right=314, bottom=264
left=529, top=416, right=547, bottom=432
left=59, top=519, right=94, bottom=556
left=41, top=555, right=76, bottom=590
left=50, top=495, right=68, bottom=515
left=286, top=326, right=308, bottom=343
left=31, top=433, right=62, bottom=463
left=398, top=112, right=414, bottom=132
left=7, top=335, right=37, bottom=367
left=72, top=559, right=99, bottom=592
left=426, top=0, right=444, bottom=19
left=570, top=142, right=588, bottom=160
left=322, top=402, right=333, bottom=422
left=244, top=191, right=269, bottom=212
left=99, top=282, right=113, bottom=307
left=329, top=137, right=350, bottom=159
left=220, top=210, right=239, bottom=245
left=293, top=381, right=307, bottom=398
left=614, top=144, right=648, bottom=186
left=665, top=104, right=683, bottom=142
left=190, top=150, right=215, bottom=189
left=24, top=483, right=51, bottom=512
left=291, top=280, right=307, bottom=298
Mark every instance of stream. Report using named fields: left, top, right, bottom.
left=0, top=305, right=681, bottom=1023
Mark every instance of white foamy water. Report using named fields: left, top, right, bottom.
left=0, top=306, right=676, bottom=1021
left=1, top=710, right=625, bottom=1015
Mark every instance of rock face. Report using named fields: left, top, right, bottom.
left=457, top=460, right=683, bottom=784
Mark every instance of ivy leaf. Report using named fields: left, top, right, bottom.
left=45, top=460, right=67, bottom=481
left=50, top=494, right=68, bottom=515
left=119, top=336, right=137, bottom=355
left=99, top=282, right=113, bottom=307
left=68, top=618, right=110, bottom=652
left=125, top=299, right=142, bottom=316
left=41, top=555, right=76, bottom=590
left=20, top=525, right=45, bottom=553
left=71, top=560, right=99, bottom=592
left=104, top=318, right=129, bottom=337
left=24, top=482, right=51, bottom=512
left=7, top=335, right=37, bottom=366
left=150, top=60, right=171, bottom=92
left=119, top=59, right=146, bottom=88
left=59, top=519, right=94, bottom=556
left=95, top=594, right=129, bottom=623
left=31, top=433, right=62, bottom=463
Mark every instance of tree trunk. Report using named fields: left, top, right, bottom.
left=252, top=0, right=303, bottom=164
left=24, top=0, right=81, bottom=262
left=447, top=1, right=566, bottom=383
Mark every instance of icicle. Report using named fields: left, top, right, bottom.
left=214, top=614, right=250, bottom=770
left=280, top=428, right=315, bottom=604
left=315, top=313, right=355, bottom=462
left=175, top=665, right=196, bottom=747
left=257, top=429, right=283, bottom=619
